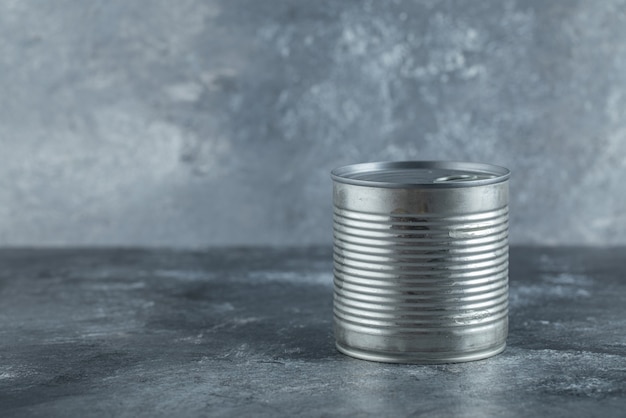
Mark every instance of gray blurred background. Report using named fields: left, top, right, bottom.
left=0, top=0, right=624, bottom=247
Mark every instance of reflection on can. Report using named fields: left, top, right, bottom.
left=331, top=161, right=510, bottom=363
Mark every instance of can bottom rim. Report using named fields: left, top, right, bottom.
left=335, top=342, right=506, bottom=364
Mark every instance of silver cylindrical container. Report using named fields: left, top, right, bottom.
left=331, top=161, right=510, bottom=363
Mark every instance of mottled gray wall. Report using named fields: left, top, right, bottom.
left=0, top=0, right=625, bottom=247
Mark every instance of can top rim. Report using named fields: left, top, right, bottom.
left=331, top=161, right=510, bottom=188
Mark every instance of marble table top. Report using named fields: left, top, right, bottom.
left=0, top=246, right=624, bottom=417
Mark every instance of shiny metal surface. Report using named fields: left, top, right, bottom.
left=332, top=161, right=510, bottom=363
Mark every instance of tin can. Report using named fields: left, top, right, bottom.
left=331, top=161, right=510, bottom=363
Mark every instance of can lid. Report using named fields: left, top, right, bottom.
left=331, top=161, right=510, bottom=189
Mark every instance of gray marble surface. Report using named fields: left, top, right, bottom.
left=1, top=1, right=626, bottom=247
left=0, top=246, right=624, bottom=417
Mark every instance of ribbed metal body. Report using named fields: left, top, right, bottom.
left=332, top=161, right=510, bottom=363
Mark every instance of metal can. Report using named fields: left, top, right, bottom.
left=331, top=161, right=510, bottom=363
